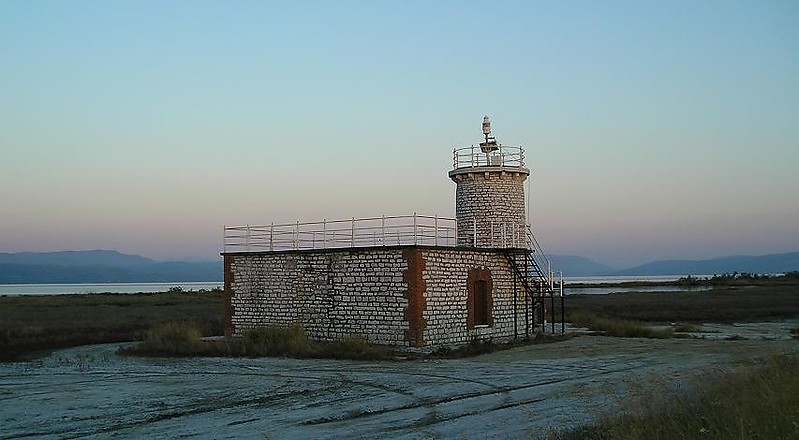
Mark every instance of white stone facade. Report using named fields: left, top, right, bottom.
left=451, top=170, right=528, bottom=247
left=224, top=246, right=538, bottom=349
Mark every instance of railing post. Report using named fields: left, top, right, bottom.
left=434, top=215, right=439, bottom=246
left=222, top=226, right=226, bottom=254
left=269, top=223, right=273, bottom=252
left=382, top=215, right=386, bottom=246
left=471, top=145, right=475, bottom=167
left=413, top=212, right=418, bottom=245
left=323, top=219, right=327, bottom=249
left=351, top=217, right=355, bottom=247
left=295, top=220, right=299, bottom=250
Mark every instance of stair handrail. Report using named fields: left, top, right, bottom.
left=525, top=224, right=554, bottom=289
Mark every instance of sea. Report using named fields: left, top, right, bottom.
left=0, top=282, right=222, bottom=296
left=0, top=275, right=711, bottom=296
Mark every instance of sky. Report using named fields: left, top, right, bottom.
left=1, top=1, right=798, bottom=268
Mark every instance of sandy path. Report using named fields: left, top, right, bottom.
left=1, top=325, right=797, bottom=439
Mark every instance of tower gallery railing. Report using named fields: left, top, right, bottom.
left=452, top=145, right=525, bottom=169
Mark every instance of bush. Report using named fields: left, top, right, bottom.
left=673, top=323, right=703, bottom=333
left=137, top=321, right=203, bottom=355
left=570, top=313, right=673, bottom=339
left=242, top=324, right=310, bottom=356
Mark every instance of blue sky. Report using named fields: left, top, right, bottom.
left=1, top=1, right=798, bottom=267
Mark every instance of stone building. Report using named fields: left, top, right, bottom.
left=222, top=117, right=560, bottom=349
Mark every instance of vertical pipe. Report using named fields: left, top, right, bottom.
left=513, top=254, right=518, bottom=340
left=473, top=216, right=477, bottom=247
left=551, top=288, right=556, bottom=334
left=525, top=252, right=530, bottom=339
left=561, top=272, right=565, bottom=334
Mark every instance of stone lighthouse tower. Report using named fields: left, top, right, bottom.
left=449, top=116, right=530, bottom=248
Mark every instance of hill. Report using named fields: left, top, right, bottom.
left=613, top=251, right=799, bottom=276
left=0, top=251, right=220, bottom=284
left=548, top=255, right=616, bottom=276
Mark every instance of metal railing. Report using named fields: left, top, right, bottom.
left=223, top=214, right=456, bottom=253
left=452, top=144, right=525, bottom=170
left=223, top=213, right=555, bottom=266
left=525, top=224, right=556, bottom=290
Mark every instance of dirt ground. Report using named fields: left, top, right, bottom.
left=1, top=322, right=797, bottom=440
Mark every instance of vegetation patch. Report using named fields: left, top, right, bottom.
left=0, top=291, right=224, bottom=361
left=570, top=312, right=673, bottom=339
left=672, top=322, right=703, bottom=333
left=565, top=284, right=799, bottom=323
left=549, top=355, right=799, bottom=440
left=431, top=333, right=577, bottom=358
left=121, top=323, right=399, bottom=361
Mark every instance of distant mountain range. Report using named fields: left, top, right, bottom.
left=0, top=249, right=797, bottom=284
left=551, top=251, right=799, bottom=277
left=0, top=250, right=221, bottom=284
left=611, top=252, right=799, bottom=276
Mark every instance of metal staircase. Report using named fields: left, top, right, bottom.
left=505, top=226, right=564, bottom=335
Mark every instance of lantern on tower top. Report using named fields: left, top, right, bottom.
left=479, top=115, right=499, bottom=153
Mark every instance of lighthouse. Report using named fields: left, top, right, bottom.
left=449, top=116, right=530, bottom=248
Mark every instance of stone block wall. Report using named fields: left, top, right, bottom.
left=224, top=246, right=537, bottom=349
left=225, top=248, right=411, bottom=346
left=452, top=170, right=528, bottom=247
left=420, top=248, right=531, bottom=348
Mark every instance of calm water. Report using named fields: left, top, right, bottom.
left=563, top=275, right=713, bottom=295
left=0, top=282, right=222, bottom=296
left=0, top=275, right=709, bottom=296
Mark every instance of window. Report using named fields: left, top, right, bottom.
left=467, top=269, right=493, bottom=328
left=474, top=280, right=489, bottom=325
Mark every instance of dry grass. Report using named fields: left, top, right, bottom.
left=550, top=355, right=799, bottom=440
left=570, top=312, right=673, bottom=338
left=121, top=323, right=399, bottom=361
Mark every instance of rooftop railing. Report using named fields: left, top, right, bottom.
left=223, top=214, right=456, bottom=253
left=452, top=144, right=525, bottom=170
left=223, top=212, right=553, bottom=274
